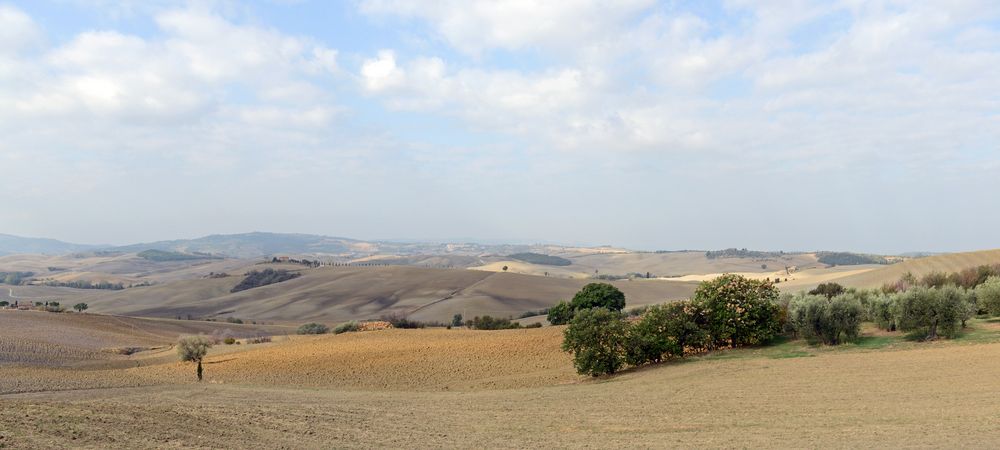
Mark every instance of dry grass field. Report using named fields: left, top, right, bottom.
left=832, top=249, right=1000, bottom=288
left=3, top=317, right=1000, bottom=448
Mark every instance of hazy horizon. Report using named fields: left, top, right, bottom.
left=3, top=1, right=999, bottom=255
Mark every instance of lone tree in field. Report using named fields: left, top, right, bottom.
left=177, top=335, right=213, bottom=381
left=502, top=265, right=509, bottom=272
left=73, top=302, right=88, bottom=312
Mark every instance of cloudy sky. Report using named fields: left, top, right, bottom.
left=1, top=1, right=998, bottom=253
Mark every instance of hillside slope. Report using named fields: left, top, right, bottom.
left=832, top=249, right=1000, bottom=288
left=80, top=265, right=698, bottom=323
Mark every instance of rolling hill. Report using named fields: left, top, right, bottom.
left=77, top=265, right=699, bottom=323
left=830, top=249, right=1000, bottom=288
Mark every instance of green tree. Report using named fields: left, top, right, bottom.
left=0, top=301, right=8, bottom=307
left=975, top=276, right=1000, bottom=316
left=177, top=335, right=213, bottom=381
left=570, top=283, right=626, bottom=312
left=693, top=274, right=782, bottom=349
left=547, top=301, right=573, bottom=325
left=73, top=303, right=88, bottom=312
left=561, top=308, right=629, bottom=376
left=451, top=313, right=464, bottom=327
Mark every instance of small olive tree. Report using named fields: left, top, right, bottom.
left=73, top=302, right=88, bottom=312
left=561, top=308, right=629, bottom=377
left=177, top=335, right=213, bottom=381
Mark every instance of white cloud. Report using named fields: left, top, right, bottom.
left=359, top=0, right=655, bottom=54
left=361, top=50, right=405, bottom=91
left=0, top=4, right=42, bottom=54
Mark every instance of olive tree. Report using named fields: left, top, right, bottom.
left=787, top=293, right=862, bottom=345
left=975, top=276, right=1000, bottom=316
left=561, top=308, right=629, bottom=377
left=895, top=287, right=961, bottom=340
left=177, top=335, right=213, bottom=381
left=73, top=303, right=88, bottom=313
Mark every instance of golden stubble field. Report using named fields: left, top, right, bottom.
left=4, top=317, right=1000, bottom=448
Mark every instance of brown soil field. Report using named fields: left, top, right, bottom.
left=0, top=311, right=290, bottom=368
left=76, top=265, right=698, bottom=324
left=3, top=323, right=1000, bottom=448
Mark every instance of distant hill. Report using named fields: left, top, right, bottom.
left=0, top=234, right=99, bottom=256
left=137, top=249, right=221, bottom=262
left=112, top=232, right=358, bottom=258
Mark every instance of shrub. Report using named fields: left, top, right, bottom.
left=245, top=334, right=272, bottom=344
left=225, top=317, right=243, bottom=324
left=561, top=308, right=629, bottom=377
left=895, top=287, right=962, bottom=340
left=976, top=276, right=1000, bottom=316
left=787, top=294, right=862, bottom=345
left=297, top=322, right=329, bottom=335
left=0, top=301, right=7, bottom=307
left=625, top=301, right=709, bottom=366
left=547, top=301, right=573, bottom=325
left=525, top=322, right=543, bottom=328
left=468, top=315, right=521, bottom=330
left=333, top=321, right=360, bottom=334
left=73, top=302, right=89, bottom=312
left=380, top=313, right=426, bottom=329
left=223, top=337, right=236, bottom=345
left=518, top=308, right=549, bottom=319
left=808, top=282, right=845, bottom=299
left=692, top=274, right=782, bottom=349
left=919, top=271, right=951, bottom=288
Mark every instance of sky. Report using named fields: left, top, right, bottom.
left=1, top=0, right=998, bottom=254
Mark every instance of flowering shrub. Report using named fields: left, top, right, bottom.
left=692, top=274, right=782, bottom=349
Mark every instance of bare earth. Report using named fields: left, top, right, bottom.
left=3, top=318, right=1000, bottom=448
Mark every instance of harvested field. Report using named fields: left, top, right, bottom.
left=0, top=311, right=289, bottom=368
left=3, top=330, right=1000, bottom=448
